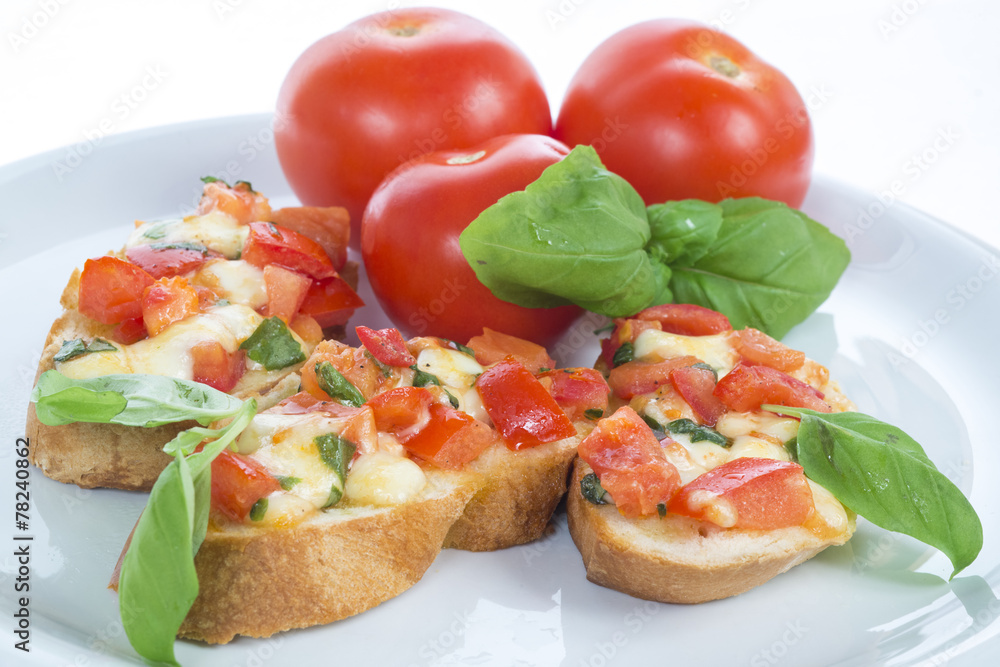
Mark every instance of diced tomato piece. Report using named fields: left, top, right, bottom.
left=270, top=206, right=350, bottom=271
left=125, top=244, right=220, bottom=279
left=668, top=457, right=814, bottom=529
left=356, top=326, right=415, bottom=367
left=577, top=406, right=681, bottom=518
left=78, top=256, right=155, bottom=324
left=368, top=387, right=434, bottom=434
left=191, top=341, right=245, bottom=393
left=536, top=367, right=609, bottom=421
left=301, top=339, right=393, bottom=402
left=669, top=365, right=727, bottom=426
left=210, top=449, right=281, bottom=523
left=607, top=355, right=702, bottom=400
left=713, top=363, right=831, bottom=413
left=599, top=318, right=661, bottom=368
left=289, top=313, right=324, bottom=346
left=467, top=328, right=555, bottom=373
left=731, top=328, right=805, bottom=372
left=298, top=275, right=365, bottom=328
left=242, top=221, right=336, bottom=280
left=269, top=391, right=364, bottom=420
left=475, top=358, right=576, bottom=450
left=194, top=285, right=219, bottom=310
left=197, top=180, right=272, bottom=224
left=140, top=277, right=200, bottom=336
left=635, top=304, right=732, bottom=336
left=110, top=317, right=148, bottom=345
left=263, top=265, right=311, bottom=322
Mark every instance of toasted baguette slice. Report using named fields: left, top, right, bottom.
left=567, top=459, right=855, bottom=604
left=179, top=470, right=478, bottom=644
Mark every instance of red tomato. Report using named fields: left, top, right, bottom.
left=607, top=356, right=702, bottom=400
left=599, top=318, right=661, bottom=368
left=668, top=457, right=814, bottom=529
left=78, top=256, right=155, bottom=325
left=198, top=180, right=272, bottom=224
left=635, top=304, right=732, bottom=337
left=191, top=341, right=246, bottom=393
left=467, top=328, right=555, bottom=374
left=362, top=134, right=581, bottom=346
left=577, top=406, right=681, bottom=518
left=669, top=365, right=726, bottom=426
left=731, top=328, right=805, bottom=372
left=269, top=206, right=350, bottom=271
left=555, top=19, right=813, bottom=208
left=275, top=7, right=553, bottom=243
left=301, top=339, right=395, bottom=402
left=210, top=449, right=281, bottom=523
left=125, top=244, right=220, bottom=279
left=289, top=314, right=324, bottom=346
left=356, top=326, right=415, bottom=367
left=262, top=265, right=311, bottom=323
left=111, top=317, right=147, bottom=345
left=242, top=222, right=336, bottom=281
left=298, top=276, right=365, bottom=329
left=141, top=277, right=200, bottom=336
left=475, top=358, right=576, bottom=450
left=714, top=363, right=831, bottom=413
left=536, top=368, right=609, bottom=421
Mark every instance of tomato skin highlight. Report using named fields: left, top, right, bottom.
left=210, top=449, right=281, bottom=523
left=356, top=326, right=415, bottom=367
left=635, top=303, right=732, bottom=337
left=536, top=367, right=609, bottom=421
left=242, top=221, right=336, bottom=281
left=555, top=19, right=813, bottom=208
left=362, top=133, right=581, bottom=346
left=577, top=406, right=682, bottom=518
left=731, top=328, right=805, bottom=372
left=276, top=7, right=553, bottom=243
left=668, top=457, right=814, bottom=529
left=714, top=363, right=831, bottom=413
left=78, top=256, right=155, bottom=325
left=125, top=244, right=220, bottom=280
left=669, top=365, right=726, bottom=426
left=298, top=275, right=365, bottom=329
left=475, top=357, right=576, bottom=451
left=269, top=206, right=350, bottom=271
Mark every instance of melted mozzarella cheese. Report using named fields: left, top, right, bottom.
left=192, top=259, right=267, bottom=310
left=633, top=329, right=738, bottom=375
left=715, top=411, right=799, bottom=444
left=727, top=435, right=791, bottom=463
left=344, top=451, right=427, bottom=507
left=127, top=211, right=249, bottom=258
left=413, top=347, right=483, bottom=393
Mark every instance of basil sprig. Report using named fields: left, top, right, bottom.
left=240, top=317, right=306, bottom=371
left=765, top=406, right=983, bottom=578
left=53, top=338, right=117, bottom=363
left=460, top=146, right=850, bottom=339
left=315, top=361, right=365, bottom=407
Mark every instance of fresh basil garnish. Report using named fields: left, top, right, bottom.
left=452, top=341, right=477, bottom=358
left=53, top=338, right=117, bottom=363
left=200, top=175, right=228, bottom=186
left=363, top=350, right=392, bottom=378
left=249, top=498, right=268, bottom=522
left=581, top=472, right=610, bottom=505
left=657, top=502, right=667, bottom=518
left=315, top=432, right=356, bottom=507
left=276, top=475, right=302, bottom=491
left=410, top=365, right=442, bottom=388
left=612, top=342, right=634, bottom=367
left=149, top=241, right=212, bottom=255
left=765, top=406, right=983, bottom=578
left=666, top=418, right=730, bottom=447
left=584, top=408, right=604, bottom=420
left=315, top=361, right=365, bottom=407
left=641, top=413, right=666, bottom=436
left=239, top=317, right=306, bottom=371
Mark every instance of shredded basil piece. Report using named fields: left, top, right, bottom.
left=411, top=365, right=442, bottom=388
left=593, top=322, right=614, bottom=335
left=666, top=418, right=730, bottom=447
left=452, top=341, right=477, bottom=358
left=690, top=361, right=718, bottom=382
left=239, top=317, right=306, bottom=371
left=364, top=350, right=393, bottom=378
left=235, top=180, right=255, bottom=193
left=249, top=498, right=268, bottom=522
left=276, top=475, right=301, bottom=491
left=315, top=361, right=365, bottom=407
left=148, top=241, right=212, bottom=255
left=612, top=342, right=634, bottom=367
left=585, top=408, right=604, bottom=421
left=53, top=338, right=117, bottom=363
left=581, top=472, right=610, bottom=505
left=315, top=433, right=356, bottom=507
left=200, top=175, right=228, bottom=186
left=657, top=502, right=667, bottom=518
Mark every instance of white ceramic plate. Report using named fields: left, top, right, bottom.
left=0, top=115, right=997, bottom=666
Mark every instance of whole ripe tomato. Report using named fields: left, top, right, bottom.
left=361, top=134, right=582, bottom=347
left=554, top=19, right=813, bottom=208
left=275, top=7, right=552, bottom=245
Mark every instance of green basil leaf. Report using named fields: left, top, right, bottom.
left=452, top=341, right=477, bottom=358
left=411, top=364, right=442, bottom=388
left=119, top=399, right=256, bottom=665
left=584, top=408, right=604, bottom=420
left=459, top=145, right=672, bottom=316
left=580, top=472, right=609, bottom=505
left=53, top=338, right=118, bottom=363
left=666, top=418, right=730, bottom=447
left=645, top=200, right=724, bottom=267
left=315, top=361, right=365, bottom=407
left=240, top=316, right=306, bottom=371
left=200, top=175, right=228, bottom=186
left=315, top=432, right=356, bottom=507
left=276, top=475, right=301, bottom=491
left=611, top=341, right=634, bottom=367
left=149, top=241, right=212, bottom=255
left=669, top=198, right=850, bottom=339
left=31, top=370, right=244, bottom=427
left=249, top=498, right=268, bottom=521
left=765, top=406, right=983, bottom=578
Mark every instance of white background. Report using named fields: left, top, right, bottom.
left=1, top=0, right=998, bottom=249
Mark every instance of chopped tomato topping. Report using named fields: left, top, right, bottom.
left=356, top=326, right=415, bottom=367
left=289, top=313, right=324, bottom=346
left=577, top=406, right=681, bottom=518
left=269, top=206, right=350, bottom=271
left=197, top=180, right=272, bottom=224
left=635, top=303, right=732, bottom=336
left=191, top=341, right=245, bottom=393
left=300, top=339, right=393, bottom=402
left=668, top=457, right=814, bottom=529
left=298, top=275, right=365, bottom=328
left=110, top=317, right=148, bottom=345
left=731, top=328, right=806, bottom=372
left=475, top=358, right=576, bottom=450
left=669, top=365, right=726, bottom=426
left=141, top=277, right=200, bottom=336
left=210, top=449, right=281, bottom=523
left=607, top=355, right=702, bottom=400
left=78, top=256, right=155, bottom=325
left=124, top=244, right=220, bottom=279
left=536, top=367, right=609, bottom=421
left=263, top=265, right=311, bottom=322
left=713, top=364, right=831, bottom=413
left=194, top=285, right=219, bottom=310
left=269, top=391, right=364, bottom=419
left=242, top=221, right=336, bottom=280
left=599, top=318, right=662, bottom=368
left=467, top=328, right=556, bottom=373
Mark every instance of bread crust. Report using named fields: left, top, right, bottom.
left=180, top=473, right=478, bottom=644
left=566, top=459, right=855, bottom=604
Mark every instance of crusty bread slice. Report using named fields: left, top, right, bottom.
left=443, top=427, right=587, bottom=551
left=178, top=471, right=478, bottom=644
left=566, top=459, right=855, bottom=604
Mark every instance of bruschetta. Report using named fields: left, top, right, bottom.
left=568, top=304, right=856, bottom=603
